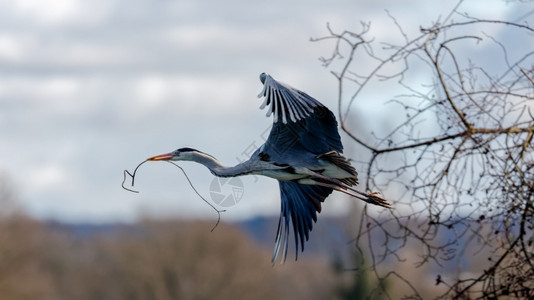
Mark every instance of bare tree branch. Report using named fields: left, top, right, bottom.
left=314, top=2, right=534, bottom=298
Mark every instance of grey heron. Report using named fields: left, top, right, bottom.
left=147, top=73, right=390, bottom=263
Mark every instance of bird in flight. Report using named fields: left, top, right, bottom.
left=147, top=73, right=390, bottom=263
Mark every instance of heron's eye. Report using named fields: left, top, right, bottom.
left=174, top=151, right=180, bottom=156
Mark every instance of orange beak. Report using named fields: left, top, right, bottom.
left=147, top=152, right=174, bottom=161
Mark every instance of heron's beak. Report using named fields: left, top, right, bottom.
left=147, top=152, right=174, bottom=161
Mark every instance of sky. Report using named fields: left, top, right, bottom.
left=0, top=0, right=531, bottom=223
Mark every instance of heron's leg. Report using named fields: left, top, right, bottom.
left=296, top=168, right=371, bottom=196
left=296, top=168, right=391, bottom=208
left=311, top=181, right=390, bottom=207
left=311, top=181, right=367, bottom=200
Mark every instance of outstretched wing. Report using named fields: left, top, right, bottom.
left=257, top=73, right=343, bottom=262
left=258, top=73, right=343, bottom=160
left=258, top=72, right=322, bottom=124
left=273, top=181, right=333, bottom=263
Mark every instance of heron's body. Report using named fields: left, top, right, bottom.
left=147, top=73, right=390, bottom=263
left=182, top=147, right=356, bottom=183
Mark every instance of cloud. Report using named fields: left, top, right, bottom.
left=28, top=164, right=67, bottom=189
left=0, top=34, right=25, bottom=61
left=0, top=0, right=529, bottom=223
left=11, top=0, right=81, bottom=26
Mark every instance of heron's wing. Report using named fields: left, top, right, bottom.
left=272, top=181, right=333, bottom=263
left=257, top=74, right=341, bottom=263
left=258, top=73, right=343, bottom=157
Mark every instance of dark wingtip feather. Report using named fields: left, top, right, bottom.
left=257, top=73, right=323, bottom=124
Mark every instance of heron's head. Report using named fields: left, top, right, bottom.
left=147, top=147, right=204, bottom=162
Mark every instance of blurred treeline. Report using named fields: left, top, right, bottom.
left=0, top=174, right=374, bottom=300
left=0, top=215, right=374, bottom=300
left=0, top=214, right=380, bottom=300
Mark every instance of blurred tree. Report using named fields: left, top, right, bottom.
left=0, top=217, right=353, bottom=299
left=84, top=220, right=344, bottom=300
left=0, top=173, right=61, bottom=299
left=333, top=250, right=388, bottom=300
left=0, top=173, right=356, bottom=299
left=0, top=172, right=22, bottom=217
left=314, top=1, right=534, bottom=299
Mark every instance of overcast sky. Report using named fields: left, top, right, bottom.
left=0, top=0, right=531, bottom=223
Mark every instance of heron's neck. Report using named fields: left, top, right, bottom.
left=190, top=152, right=250, bottom=177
